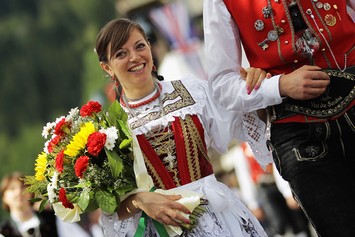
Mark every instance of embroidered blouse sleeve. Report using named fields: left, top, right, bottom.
left=203, top=0, right=282, bottom=112
left=196, top=79, right=273, bottom=168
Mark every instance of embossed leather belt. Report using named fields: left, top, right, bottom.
left=269, top=66, right=355, bottom=122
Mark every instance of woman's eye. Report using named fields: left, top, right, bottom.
left=137, top=43, right=146, bottom=49
left=116, top=51, right=126, bottom=58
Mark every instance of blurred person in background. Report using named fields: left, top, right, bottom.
left=0, top=172, right=59, bottom=237
left=233, top=143, right=312, bottom=237
left=0, top=172, right=100, bottom=237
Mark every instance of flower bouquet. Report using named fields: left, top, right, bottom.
left=24, top=100, right=137, bottom=222
left=24, top=100, right=205, bottom=236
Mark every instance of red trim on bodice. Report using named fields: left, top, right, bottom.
left=136, top=115, right=213, bottom=189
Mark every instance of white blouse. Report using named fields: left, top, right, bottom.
left=125, top=76, right=272, bottom=168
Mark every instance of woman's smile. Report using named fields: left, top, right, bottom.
left=129, top=63, right=145, bottom=73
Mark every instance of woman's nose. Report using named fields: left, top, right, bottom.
left=129, top=52, right=141, bottom=62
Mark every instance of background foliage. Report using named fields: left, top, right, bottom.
left=0, top=0, right=118, bottom=219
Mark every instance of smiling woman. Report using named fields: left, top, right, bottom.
left=94, top=18, right=272, bottom=237
left=96, top=19, right=155, bottom=100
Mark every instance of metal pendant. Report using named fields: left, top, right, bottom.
left=254, top=19, right=265, bottom=31
left=316, top=2, right=323, bottom=9
left=267, top=30, right=279, bottom=41
left=276, top=26, right=284, bottom=35
left=258, top=38, right=269, bottom=51
left=323, top=3, right=331, bottom=11
left=262, top=6, right=273, bottom=18
left=324, top=14, right=336, bottom=26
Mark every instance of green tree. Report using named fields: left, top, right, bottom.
left=0, top=0, right=117, bottom=220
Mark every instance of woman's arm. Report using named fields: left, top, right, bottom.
left=118, top=192, right=191, bottom=226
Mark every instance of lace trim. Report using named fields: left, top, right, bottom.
left=242, top=112, right=273, bottom=169
left=101, top=212, right=141, bottom=237
left=126, top=77, right=205, bottom=135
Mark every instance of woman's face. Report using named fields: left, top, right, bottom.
left=2, top=179, right=31, bottom=211
left=102, top=28, right=154, bottom=96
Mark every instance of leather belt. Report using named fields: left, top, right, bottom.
left=268, top=66, right=355, bottom=122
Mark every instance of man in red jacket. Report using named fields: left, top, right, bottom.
left=203, top=1, right=355, bottom=236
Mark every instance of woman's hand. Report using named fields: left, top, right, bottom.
left=132, top=192, right=191, bottom=226
left=240, top=67, right=271, bottom=94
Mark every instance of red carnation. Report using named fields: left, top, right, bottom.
left=80, top=101, right=102, bottom=117
left=54, top=118, right=70, bottom=136
left=87, top=132, right=107, bottom=156
left=47, top=135, right=62, bottom=153
left=59, top=188, right=74, bottom=209
left=74, top=156, right=90, bottom=178
left=55, top=150, right=65, bottom=173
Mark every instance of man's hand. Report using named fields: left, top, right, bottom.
left=279, top=65, right=330, bottom=100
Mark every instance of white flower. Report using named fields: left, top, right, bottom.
left=51, top=172, right=59, bottom=189
left=55, top=116, right=66, bottom=124
left=47, top=172, right=59, bottom=203
left=66, top=107, right=79, bottom=122
left=100, top=126, right=118, bottom=150
left=42, top=122, right=56, bottom=139
left=47, top=183, right=56, bottom=203
left=43, top=140, right=50, bottom=154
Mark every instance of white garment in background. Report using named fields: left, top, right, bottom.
left=56, top=218, right=90, bottom=237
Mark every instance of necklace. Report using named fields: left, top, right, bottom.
left=120, top=83, right=163, bottom=108
left=122, top=81, right=166, bottom=136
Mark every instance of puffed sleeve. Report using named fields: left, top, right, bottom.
left=195, top=79, right=273, bottom=168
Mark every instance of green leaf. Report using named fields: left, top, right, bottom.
left=107, top=101, right=127, bottom=126
left=117, top=120, right=131, bottom=138
left=29, top=197, right=43, bottom=203
left=119, top=138, right=132, bottom=149
left=115, top=183, right=136, bottom=196
left=77, top=191, right=90, bottom=211
left=105, top=148, right=123, bottom=178
left=39, top=199, right=49, bottom=212
left=95, top=190, right=117, bottom=214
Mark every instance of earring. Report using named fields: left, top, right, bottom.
left=110, top=74, right=120, bottom=87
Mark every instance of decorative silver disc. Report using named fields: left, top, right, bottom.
left=323, top=3, right=331, bottom=11
left=267, top=30, right=279, bottom=41
left=254, top=19, right=265, bottom=31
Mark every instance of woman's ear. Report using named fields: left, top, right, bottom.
left=100, top=62, right=112, bottom=76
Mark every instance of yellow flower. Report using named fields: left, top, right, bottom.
left=35, top=152, right=47, bottom=181
left=64, top=122, right=96, bottom=157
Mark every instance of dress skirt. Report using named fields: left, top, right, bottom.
left=100, top=175, right=267, bottom=237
